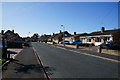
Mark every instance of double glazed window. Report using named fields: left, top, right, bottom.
left=87, top=39, right=91, bottom=42
left=95, top=37, right=101, bottom=42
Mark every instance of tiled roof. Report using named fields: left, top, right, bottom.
left=49, top=34, right=59, bottom=39
left=53, top=31, right=71, bottom=39
left=39, top=35, right=51, bottom=40
left=66, top=35, right=74, bottom=37
left=75, top=33, right=90, bottom=37
left=90, top=29, right=120, bottom=36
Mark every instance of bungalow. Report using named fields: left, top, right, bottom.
left=50, top=30, right=71, bottom=43
left=64, top=35, right=74, bottom=42
left=75, top=33, right=90, bottom=43
left=80, top=27, right=120, bottom=46
left=22, top=37, right=32, bottom=42
left=39, top=34, right=51, bottom=42
left=31, top=33, right=39, bottom=42
left=4, top=30, right=23, bottom=48
left=64, top=32, right=81, bottom=42
left=4, top=30, right=22, bottom=42
left=64, top=32, right=90, bottom=43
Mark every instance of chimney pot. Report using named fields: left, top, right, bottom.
left=12, top=30, right=14, bottom=33
left=53, top=33, right=54, bottom=35
left=74, top=32, right=76, bottom=35
left=101, top=27, right=105, bottom=33
left=60, top=30, right=62, bottom=33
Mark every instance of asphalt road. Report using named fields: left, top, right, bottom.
left=32, top=42, right=119, bottom=78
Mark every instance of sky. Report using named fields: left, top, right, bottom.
left=1, top=0, right=120, bottom=2
left=1, top=2, right=119, bottom=37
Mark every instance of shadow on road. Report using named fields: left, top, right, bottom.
left=3, top=59, right=56, bottom=76
left=14, top=62, right=43, bottom=74
left=3, top=59, right=43, bottom=74
left=43, top=66, right=56, bottom=75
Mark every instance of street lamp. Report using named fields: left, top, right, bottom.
left=28, top=32, right=30, bottom=37
left=61, top=25, right=65, bottom=47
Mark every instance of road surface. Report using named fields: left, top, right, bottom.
left=32, top=42, right=119, bottom=78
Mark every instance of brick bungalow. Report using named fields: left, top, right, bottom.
left=49, top=30, right=71, bottom=43
left=48, top=33, right=58, bottom=42
left=80, top=27, right=120, bottom=46
left=65, top=32, right=89, bottom=43
left=4, top=30, right=23, bottom=48
left=4, top=30, right=22, bottom=42
left=39, top=34, right=51, bottom=42
left=64, top=35, right=74, bottom=42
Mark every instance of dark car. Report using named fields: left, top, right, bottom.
left=98, top=41, right=112, bottom=46
left=98, top=41, right=120, bottom=50
left=70, top=40, right=82, bottom=45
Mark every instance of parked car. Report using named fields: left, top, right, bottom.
left=98, top=41, right=112, bottom=46
left=70, top=40, right=82, bottom=45
left=59, top=41, right=70, bottom=44
left=98, top=41, right=120, bottom=50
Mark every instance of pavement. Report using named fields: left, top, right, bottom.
left=0, top=48, right=22, bottom=80
left=7, top=48, right=23, bottom=59
left=51, top=44, right=120, bottom=62
left=2, top=46, right=47, bottom=80
left=47, top=42, right=119, bottom=56
left=32, top=42, right=119, bottom=78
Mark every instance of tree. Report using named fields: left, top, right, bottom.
left=31, top=33, right=39, bottom=42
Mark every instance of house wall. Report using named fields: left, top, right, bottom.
left=74, top=37, right=80, bottom=41
left=80, top=38, right=86, bottom=43
left=91, top=38, right=95, bottom=44
left=65, top=37, right=74, bottom=42
left=94, top=37, right=105, bottom=46
left=53, top=39, right=58, bottom=43
left=80, top=35, right=113, bottom=46
left=85, top=39, right=87, bottom=43
left=113, top=31, right=120, bottom=42
left=101, top=38, right=105, bottom=43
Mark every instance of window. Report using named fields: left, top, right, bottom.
left=87, top=39, right=91, bottom=42
left=95, top=37, right=101, bottom=42
left=7, top=33, right=11, bottom=36
left=64, top=34, right=68, bottom=37
left=107, top=37, right=110, bottom=41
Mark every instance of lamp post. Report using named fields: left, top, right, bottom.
left=61, top=25, right=65, bottom=47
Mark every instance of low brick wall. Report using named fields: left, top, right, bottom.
left=97, top=49, right=120, bottom=56
left=65, top=45, right=76, bottom=48
left=47, top=42, right=53, bottom=44
left=47, top=42, right=120, bottom=56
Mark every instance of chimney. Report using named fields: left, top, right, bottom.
left=60, top=30, right=62, bottom=33
left=53, top=33, right=54, bottom=35
left=12, top=30, right=14, bottom=33
left=74, top=32, right=76, bottom=35
left=1, top=30, right=4, bottom=35
left=101, top=27, right=105, bottom=33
